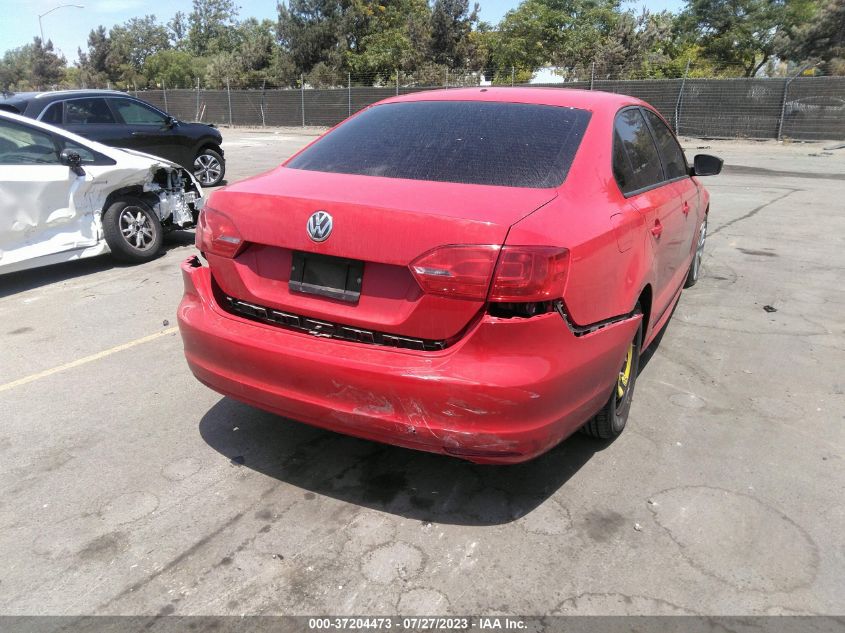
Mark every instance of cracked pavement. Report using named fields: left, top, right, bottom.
left=1, top=132, right=843, bottom=616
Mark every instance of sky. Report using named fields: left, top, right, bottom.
left=0, top=0, right=686, bottom=64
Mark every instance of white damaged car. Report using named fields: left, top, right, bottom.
left=0, top=109, right=203, bottom=275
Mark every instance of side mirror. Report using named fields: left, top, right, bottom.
left=691, top=154, right=723, bottom=176
left=165, top=116, right=178, bottom=128
left=60, top=148, right=85, bottom=176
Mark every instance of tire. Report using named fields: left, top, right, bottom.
left=684, top=214, right=707, bottom=288
left=193, top=148, right=225, bottom=187
left=581, top=311, right=643, bottom=439
left=102, top=197, right=163, bottom=264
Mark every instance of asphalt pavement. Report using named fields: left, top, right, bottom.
left=1, top=131, right=843, bottom=616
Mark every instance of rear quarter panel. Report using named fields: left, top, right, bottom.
left=506, top=103, right=654, bottom=326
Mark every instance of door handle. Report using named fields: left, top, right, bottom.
left=682, top=201, right=690, bottom=215
left=651, top=220, right=663, bottom=238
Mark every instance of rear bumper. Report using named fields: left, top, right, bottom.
left=177, top=257, right=640, bottom=464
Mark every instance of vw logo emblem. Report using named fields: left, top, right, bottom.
left=307, top=210, right=333, bottom=242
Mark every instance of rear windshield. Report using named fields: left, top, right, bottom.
left=286, top=100, right=591, bottom=188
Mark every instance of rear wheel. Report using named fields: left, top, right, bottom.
left=193, top=148, right=225, bottom=187
left=581, top=314, right=642, bottom=439
left=102, top=197, right=163, bottom=263
left=684, top=214, right=707, bottom=288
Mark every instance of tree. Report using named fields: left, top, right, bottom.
left=0, top=46, right=31, bottom=91
left=783, top=0, right=845, bottom=74
left=277, top=0, right=346, bottom=77
left=489, top=0, right=622, bottom=73
left=168, top=12, right=190, bottom=48
left=107, top=16, right=171, bottom=84
left=203, top=18, right=282, bottom=86
left=188, top=0, right=241, bottom=55
left=429, top=0, right=478, bottom=67
left=590, top=10, right=686, bottom=78
left=31, top=38, right=66, bottom=88
left=143, top=49, right=206, bottom=87
left=677, top=0, right=815, bottom=77
left=235, top=18, right=277, bottom=74
left=77, top=26, right=114, bottom=86
left=0, top=38, right=65, bottom=90
left=343, top=0, right=432, bottom=81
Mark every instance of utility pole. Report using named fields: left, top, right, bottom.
left=226, top=78, right=232, bottom=127
left=674, top=58, right=691, bottom=135
left=778, top=63, right=814, bottom=141
left=260, top=79, right=266, bottom=127
left=300, top=74, right=305, bottom=127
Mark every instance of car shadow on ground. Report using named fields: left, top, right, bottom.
left=0, top=230, right=195, bottom=299
left=199, top=397, right=618, bottom=527
left=198, top=305, right=670, bottom=527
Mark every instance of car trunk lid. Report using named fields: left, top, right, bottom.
left=206, top=167, right=556, bottom=342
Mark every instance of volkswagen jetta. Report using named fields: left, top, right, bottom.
left=178, top=88, right=721, bottom=464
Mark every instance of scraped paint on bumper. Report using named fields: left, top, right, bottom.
left=177, top=258, right=640, bottom=464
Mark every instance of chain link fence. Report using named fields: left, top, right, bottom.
left=125, top=67, right=845, bottom=141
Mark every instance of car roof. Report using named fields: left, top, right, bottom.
left=378, top=87, right=649, bottom=113
left=0, top=89, right=128, bottom=113
left=2, top=89, right=126, bottom=101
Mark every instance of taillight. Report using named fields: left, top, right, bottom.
left=409, top=244, right=569, bottom=303
left=489, top=246, right=569, bottom=302
left=195, top=206, right=244, bottom=258
left=410, top=245, right=500, bottom=300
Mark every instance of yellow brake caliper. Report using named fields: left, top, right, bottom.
left=617, top=343, right=633, bottom=399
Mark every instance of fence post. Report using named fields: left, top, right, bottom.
left=511, top=66, right=515, bottom=86
left=162, top=79, right=168, bottom=112
left=590, top=62, right=595, bottom=90
left=347, top=72, right=351, bottom=117
left=226, top=78, right=233, bottom=126
left=195, top=77, right=200, bottom=121
left=395, top=69, right=399, bottom=96
left=777, top=64, right=813, bottom=141
left=260, top=79, right=266, bottom=127
left=300, top=74, right=305, bottom=127
left=445, top=68, right=448, bottom=89
left=674, top=58, right=690, bottom=135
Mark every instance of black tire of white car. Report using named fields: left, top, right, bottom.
left=581, top=310, right=642, bottom=439
left=194, top=148, right=225, bottom=187
left=102, top=197, right=164, bottom=263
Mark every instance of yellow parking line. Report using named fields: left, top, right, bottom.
left=0, top=327, right=179, bottom=393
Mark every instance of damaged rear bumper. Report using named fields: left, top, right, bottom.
left=177, top=257, right=641, bottom=464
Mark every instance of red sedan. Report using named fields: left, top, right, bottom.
left=178, top=88, right=721, bottom=464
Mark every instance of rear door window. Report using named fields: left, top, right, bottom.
left=612, top=131, right=637, bottom=194
left=642, top=109, right=688, bottom=180
left=613, top=108, right=663, bottom=194
left=40, top=101, right=63, bottom=125
left=65, top=98, right=116, bottom=125
left=286, top=101, right=592, bottom=188
left=110, top=98, right=167, bottom=125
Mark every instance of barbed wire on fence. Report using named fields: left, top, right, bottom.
left=28, top=63, right=845, bottom=141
